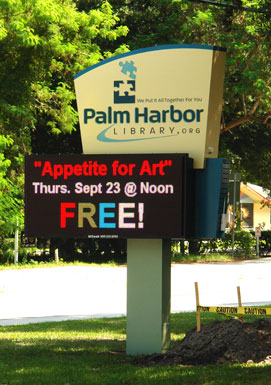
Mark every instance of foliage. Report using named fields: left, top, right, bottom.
left=172, top=252, right=235, bottom=263
left=0, top=0, right=129, bottom=242
left=0, top=135, right=23, bottom=236
left=257, top=230, right=271, bottom=255
left=78, top=0, right=271, bottom=189
left=0, top=236, right=127, bottom=265
left=172, top=230, right=256, bottom=260
left=0, top=238, right=14, bottom=265
left=0, top=0, right=129, bottom=143
left=200, top=230, right=256, bottom=257
left=226, top=230, right=256, bottom=257
left=2, top=0, right=271, bottom=253
left=0, top=0, right=128, bottom=137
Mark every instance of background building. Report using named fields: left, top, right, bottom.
left=240, top=183, right=271, bottom=230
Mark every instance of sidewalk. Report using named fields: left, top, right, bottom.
left=1, top=259, right=271, bottom=326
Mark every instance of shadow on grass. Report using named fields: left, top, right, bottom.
left=1, top=314, right=271, bottom=384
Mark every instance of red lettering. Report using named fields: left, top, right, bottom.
left=99, top=164, right=108, bottom=176
left=154, top=160, right=167, bottom=175
left=60, top=202, right=75, bottom=228
left=41, top=161, right=53, bottom=177
left=63, top=164, right=73, bottom=179
left=140, top=160, right=152, bottom=175
left=139, top=160, right=171, bottom=175
left=92, top=161, right=100, bottom=176
left=111, top=161, right=135, bottom=176
left=82, top=161, right=89, bottom=176
left=112, top=160, right=119, bottom=175
left=54, top=164, right=63, bottom=179
left=73, top=164, right=82, bottom=176
left=41, top=161, right=108, bottom=180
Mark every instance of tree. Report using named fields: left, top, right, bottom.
left=0, top=135, right=23, bottom=235
left=0, top=0, right=128, bottom=137
left=0, top=0, right=129, bottom=244
left=79, top=0, right=271, bottom=188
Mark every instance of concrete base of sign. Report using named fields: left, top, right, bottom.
left=126, top=239, right=171, bottom=355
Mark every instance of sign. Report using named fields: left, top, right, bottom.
left=255, top=226, right=261, bottom=238
left=228, top=173, right=241, bottom=205
left=197, top=305, right=271, bottom=316
left=21, top=232, right=36, bottom=248
left=25, top=154, right=192, bottom=239
left=74, top=44, right=226, bottom=168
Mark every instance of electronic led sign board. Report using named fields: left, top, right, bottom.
left=25, top=154, right=192, bottom=239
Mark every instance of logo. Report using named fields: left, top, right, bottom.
left=90, top=58, right=199, bottom=143
left=113, top=61, right=137, bottom=104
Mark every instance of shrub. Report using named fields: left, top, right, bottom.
left=198, top=230, right=256, bottom=257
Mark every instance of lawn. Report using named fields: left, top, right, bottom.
left=0, top=312, right=271, bottom=385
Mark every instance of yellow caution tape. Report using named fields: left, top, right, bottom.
left=197, top=305, right=271, bottom=316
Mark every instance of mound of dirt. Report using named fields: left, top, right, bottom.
left=134, top=319, right=271, bottom=366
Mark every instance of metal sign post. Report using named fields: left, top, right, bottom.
left=255, top=226, right=261, bottom=256
left=230, top=173, right=241, bottom=256
left=14, top=217, right=19, bottom=265
left=127, top=239, right=171, bottom=354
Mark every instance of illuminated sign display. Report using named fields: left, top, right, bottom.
left=74, top=44, right=226, bottom=168
left=25, top=154, right=192, bottom=239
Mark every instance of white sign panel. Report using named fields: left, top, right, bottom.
left=74, top=44, right=226, bottom=168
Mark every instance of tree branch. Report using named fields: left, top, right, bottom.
left=221, top=99, right=264, bottom=133
left=0, top=10, right=30, bottom=20
left=221, top=116, right=251, bottom=133
left=221, top=113, right=271, bottom=133
left=248, top=99, right=260, bottom=116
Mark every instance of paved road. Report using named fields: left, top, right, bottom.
left=1, top=258, right=271, bottom=326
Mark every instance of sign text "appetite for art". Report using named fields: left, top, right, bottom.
left=35, top=159, right=173, bottom=180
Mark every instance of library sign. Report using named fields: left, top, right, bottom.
left=25, top=154, right=191, bottom=238
left=74, top=44, right=226, bottom=168
left=25, top=45, right=226, bottom=240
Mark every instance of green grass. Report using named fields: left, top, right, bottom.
left=172, top=252, right=258, bottom=263
left=0, top=252, right=260, bottom=270
left=0, top=312, right=271, bottom=385
left=0, top=260, right=125, bottom=270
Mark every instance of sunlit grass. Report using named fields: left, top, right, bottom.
left=0, top=250, right=260, bottom=270
left=171, top=252, right=255, bottom=263
left=0, top=260, right=125, bottom=270
left=0, top=312, right=271, bottom=384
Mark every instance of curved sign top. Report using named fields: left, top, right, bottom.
left=74, top=44, right=226, bottom=168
